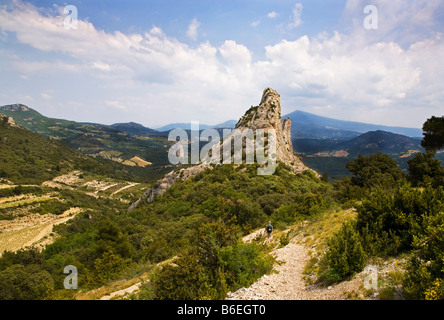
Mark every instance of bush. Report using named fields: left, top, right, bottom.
left=149, top=251, right=228, bottom=300
left=403, top=212, right=444, bottom=299
left=0, top=264, right=54, bottom=300
left=324, top=220, right=366, bottom=281
left=219, top=242, right=274, bottom=290
left=88, top=249, right=132, bottom=287
left=147, top=220, right=274, bottom=300
left=356, top=186, right=444, bottom=256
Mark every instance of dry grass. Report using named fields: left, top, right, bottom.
left=122, top=160, right=137, bottom=166
left=129, top=156, right=152, bottom=167
left=0, top=196, right=54, bottom=209
left=293, top=208, right=357, bottom=252
left=0, top=207, right=82, bottom=254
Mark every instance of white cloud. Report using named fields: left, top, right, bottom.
left=91, top=61, right=111, bottom=72
left=106, top=100, right=127, bottom=111
left=267, top=11, right=279, bottom=19
left=0, top=0, right=443, bottom=128
left=250, top=20, right=260, bottom=27
left=186, top=18, right=200, bottom=41
left=288, top=3, right=303, bottom=28
left=40, top=92, right=52, bottom=100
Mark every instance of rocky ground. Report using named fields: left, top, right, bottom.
left=227, top=235, right=367, bottom=300
left=227, top=229, right=402, bottom=300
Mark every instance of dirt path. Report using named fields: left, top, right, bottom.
left=99, top=282, right=142, bottom=300
left=227, top=233, right=367, bottom=300
left=111, top=183, right=139, bottom=196
left=95, top=228, right=370, bottom=300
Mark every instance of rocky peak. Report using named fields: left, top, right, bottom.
left=127, top=88, right=316, bottom=212
left=0, top=113, right=18, bottom=127
left=236, top=87, right=308, bottom=173
left=236, top=88, right=281, bottom=130
left=0, top=104, right=30, bottom=112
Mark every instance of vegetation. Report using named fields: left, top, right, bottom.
left=317, top=115, right=444, bottom=299
left=0, top=158, right=333, bottom=299
left=1, top=109, right=444, bottom=301
left=0, top=114, right=169, bottom=184
left=421, top=116, right=444, bottom=152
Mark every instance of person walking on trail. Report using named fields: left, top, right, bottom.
left=265, top=221, right=273, bottom=239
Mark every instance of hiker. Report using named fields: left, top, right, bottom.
left=265, top=221, right=273, bottom=239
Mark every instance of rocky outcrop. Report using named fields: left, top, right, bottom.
left=127, top=88, right=315, bottom=212
left=1, top=104, right=30, bottom=112
left=0, top=113, right=18, bottom=127
left=127, top=163, right=210, bottom=212
left=236, top=87, right=308, bottom=173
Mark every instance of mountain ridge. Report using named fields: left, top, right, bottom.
left=283, top=110, right=423, bottom=139
left=1, top=104, right=422, bottom=139
left=0, top=104, right=171, bottom=168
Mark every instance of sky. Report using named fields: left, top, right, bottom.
left=0, top=0, right=443, bottom=129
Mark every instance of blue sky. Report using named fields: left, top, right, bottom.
left=1, top=0, right=444, bottom=128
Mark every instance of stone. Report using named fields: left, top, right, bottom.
left=127, top=88, right=317, bottom=212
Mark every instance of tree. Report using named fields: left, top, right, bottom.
left=0, top=265, right=54, bottom=300
left=421, top=116, right=444, bottom=153
left=325, top=220, right=366, bottom=281
left=345, top=153, right=405, bottom=189
left=407, top=151, right=444, bottom=187
left=95, top=218, right=134, bottom=258
left=403, top=212, right=444, bottom=299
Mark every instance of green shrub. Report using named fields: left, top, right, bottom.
left=149, top=251, right=228, bottom=300
left=0, top=264, right=54, bottom=300
left=403, top=212, right=444, bottom=299
left=219, top=242, right=274, bottom=290
left=324, top=220, right=366, bottom=281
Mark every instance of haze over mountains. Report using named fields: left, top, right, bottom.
left=0, top=103, right=427, bottom=180
left=284, top=110, right=423, bottom=139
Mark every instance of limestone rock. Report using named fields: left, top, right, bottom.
left=127, top=163, right=210, bottom=212
left=127, top=88, right=317, bottom=212
left=236, top=87, right=310, bottom=174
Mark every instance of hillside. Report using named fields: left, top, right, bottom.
left=0, top=113, right=167, bottom=184
left=0, top=104, right=170, bottom=168
left=294, top=130, right=424, bottom=180
left=337, top=130, right=423, bottom=157
left=154, top=119, right=237, bottom=132
left=110, top=122, right=166, bottom=137
left=284, top=110, right=423, bottom=139
left=1, top=90, right=443, bottom=302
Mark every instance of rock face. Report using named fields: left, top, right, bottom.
left=236, top=87, right=308, bottom=173
left=127, top=163, right=211, bottom=212
left=127, top=88, right=314, bottom=212
left=0, top=113, right=18, bottom=127
left=1, top=104, right=30, bottom=112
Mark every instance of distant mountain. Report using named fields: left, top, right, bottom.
left=155, top=120, right=237, bottom=132
left=283, top=110, right=423, bottom=139
left=0, top=112, right=157, bottom=184
left=110, top=122, right=166, bottom=137
left=294, top=130, right=423, bottom=157
left=337, top=130, right=423, bottom=157
left=295, top=130, right=425, bottom=180
left=0, top=104, right=170, bottom=167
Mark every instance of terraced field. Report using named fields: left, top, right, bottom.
left=0, top=171, right=149, bottom=254
left=0, top=208, right=82, bottom=253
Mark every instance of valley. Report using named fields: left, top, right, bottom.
left=0, top=89, right=443, bottom=302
